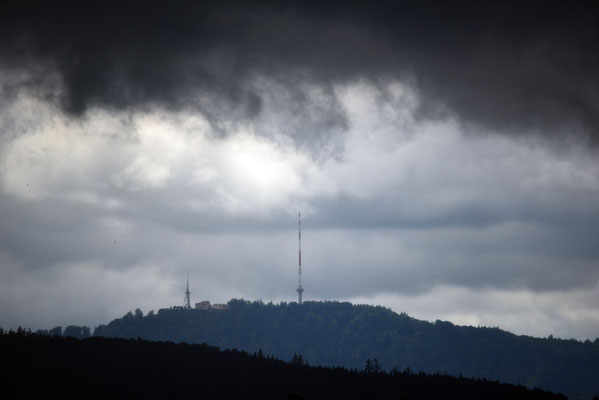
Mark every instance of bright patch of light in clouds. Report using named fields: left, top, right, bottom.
left=0, top=79, right=598, bottom=341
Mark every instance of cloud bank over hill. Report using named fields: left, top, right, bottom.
left=0, top=1, right=598, bottom=339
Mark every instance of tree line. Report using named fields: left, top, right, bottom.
left=10, top=298, right=599, bottom=398
left=2, top=329, right=569, bottom=400
left=92, top=299, right=599, bottom=399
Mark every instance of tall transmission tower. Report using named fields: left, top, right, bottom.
left=296, top=212, right=304, bottom=304
left=184, top=272, right=191, bottom=309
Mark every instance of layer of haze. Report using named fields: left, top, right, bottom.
left=0, top=1, right=598, bottom=340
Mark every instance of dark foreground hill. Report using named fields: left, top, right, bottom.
left=92, top=300, right=599, bottom=399
left=2, top=331, right=567, bottom=400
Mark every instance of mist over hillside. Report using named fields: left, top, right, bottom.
left=87, top=300, right=599, bottom=399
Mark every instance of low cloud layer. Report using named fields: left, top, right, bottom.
left=1, top=78, right=599, bottom=339
left=1, top=2, right=598, bottom=340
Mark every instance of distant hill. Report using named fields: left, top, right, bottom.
left=93, top=300, right=599, bottom=399
left=2, top=330, right=567, bottom=400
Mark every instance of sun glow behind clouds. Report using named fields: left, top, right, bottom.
left=1, top=79, right=599, bottom=339
left=213, top=130, right=306, bottom=214
left=0, top=96, right=318, bottom=217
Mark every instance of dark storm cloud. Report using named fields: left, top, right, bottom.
left=1, top=1, right=598, bottom=141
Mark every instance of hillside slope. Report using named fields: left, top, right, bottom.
left=94, top=300, right=599, bottom=399
left=2, top=331, right=567, bottom=400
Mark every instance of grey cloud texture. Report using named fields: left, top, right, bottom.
left=1, top=80, right=598, bottom=338
left=1, top=1, right=598, bottom=143
left=1, top=2, right=599, bottom=340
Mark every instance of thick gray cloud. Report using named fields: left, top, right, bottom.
left=1, top=1, right=598, bottom=143
left=1, top=83, right=598, bottom=339
left=1, top=2, right=598, bottom=340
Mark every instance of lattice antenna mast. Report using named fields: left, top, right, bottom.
left=184, top=272, right=191, bottom=309
left=296, top=212, right=304, bottom=304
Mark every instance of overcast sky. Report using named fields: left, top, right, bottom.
left=1, top=1, right=598, bottom=340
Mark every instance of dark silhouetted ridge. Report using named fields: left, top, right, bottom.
left=2, top=330, right=568, bottom=400
left=92, top=300, right=599, bottom=399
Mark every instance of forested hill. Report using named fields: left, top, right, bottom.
left=92, top=300, right=599, bottom=399
left=3, top=331, right=567, bottom=400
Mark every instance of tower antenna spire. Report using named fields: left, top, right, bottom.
left=184, top=272, right=191, bottom=309
left=296, top=212, right=304, bottom=304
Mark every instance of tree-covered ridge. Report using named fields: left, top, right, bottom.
left=2, top=330, right=568, bottom=400
left=92, top=299, right=599, bottom=399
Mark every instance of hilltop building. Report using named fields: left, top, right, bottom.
left=195, top=301, right=229, bottom=310
left=183, top=275, right=228, bottom=310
